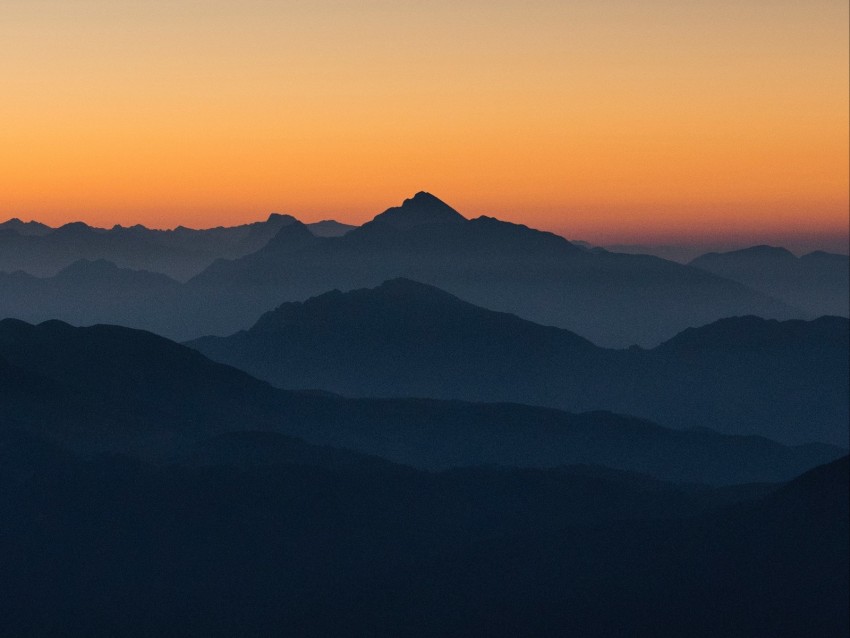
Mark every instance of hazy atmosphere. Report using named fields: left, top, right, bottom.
left=1, top=3, right=847, bottom=636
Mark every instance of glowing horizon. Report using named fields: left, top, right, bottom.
left=1, top=1, right=847, bottom=248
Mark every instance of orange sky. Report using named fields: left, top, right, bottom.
left=0, top=1, right=847, bottom=246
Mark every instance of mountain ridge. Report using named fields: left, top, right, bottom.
left=0, top=213, right=355, bottom=280
left=180, top=193, right=797, bottom=347
left=0, top=193, right=813, bottom=346
left=1, top=317, right=841, bottom=484
left=690, top=245, right=849, bottom=317
left=187, top=279, right=849, bottom=445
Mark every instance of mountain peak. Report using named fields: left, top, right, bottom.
left=407, top=191, right=451, bottom=206
left=266, top=212, right=298, bottom=224
left=368, top=192, right=466, bottom=230
left=54, top=221, right=95, bottom=237
left=265, top=219, right=318, bottom=248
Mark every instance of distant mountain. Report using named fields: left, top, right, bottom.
left=0, top=260, right=186, bottom=337
left=187, top=279, right=849, bottom=446
left=305, top=219, right=356, bottom=237
left=0, top=217, right=52, bottom=236
left=690, top=245, right=850, bottom=317
left=178, top=192, right=799, bottom=347
left=367, top=191, right=467, bottom=229
left=1, top=318, right=841, bottom=484
left=603, top=243, right=713, bottom=263
left=0, top=194, right=799, bottom=345
left=0, top=214, right=355, bottom=280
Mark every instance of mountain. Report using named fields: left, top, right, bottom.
left=0, top=214, right=355, bottom=280
left=383, top=454, right=848, bottom=637
left=690, top=245, right=850, bottom=317
left=0, top=194, right=799, bottom=346
left=0, top=318, right=841, bottom=484
left=0, top=217, right=51, bottom=236
left=367, top=191, right=467, bottom=229
left=187, top=279, right=849, bottom=446
left=305, top=219, right=356, bottom=237
left=182, top=192, right=797, bottom=347
left=0, top=417, right=844, bottom=636
left=1, top=317, right=845, bottom=634
left=0, top=260, right=186, bottom=337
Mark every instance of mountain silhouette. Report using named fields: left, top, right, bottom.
left=0, top=217, right=52, bottom=236
left=690, top=245, right=849, bottom=317
left=187, top=279, right=849, bottom=445
left=0, top=318, right=840, bottom=484
left=0, top=260, right=186, bottom=337
left=366, top=191, right=467, bottom=229
left=0, top=409, right=844, bottom=637
left=0, top=214, right=354, bottom=280
left=177, top=192, right=799, bottom=347
left=0, top=314, right=846, bottom=635
left=304, top=219, right=356, bottom=237
left=0, top=193, right=843, bottom=636
left=0, top=194, right=800, bottom=346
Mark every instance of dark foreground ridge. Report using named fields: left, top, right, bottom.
left=0, top=400, right=846, bottom=634
left=0, top=320, right=847, bottom=635
left=0, top=318, right=842, bottom=484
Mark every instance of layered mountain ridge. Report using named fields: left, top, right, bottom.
left=0, top=212, right=355, bottom=280
left=1, top=317, right=841, bottom=484
left=188, top=278, right=849, bottom=446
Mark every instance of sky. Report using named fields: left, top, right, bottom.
left=1, top=0, right=847, bottom=250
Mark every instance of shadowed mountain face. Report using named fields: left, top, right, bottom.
left=690, top=245, right=850, bottom=318
left=0, top=318, right=841, bottom=484
left=0, top=214, right=355, bottom=280
left=0, top=193, right=797, bottom=347
left=187, top=279, right=849, bottom=446
left=0, top=417, right=845, bottom=636
left=0, top=268, right=846, bottom=638
left=367, top=191, right=467, bottom=229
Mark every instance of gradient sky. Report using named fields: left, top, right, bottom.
left=1, top=0, right=847, bottom=249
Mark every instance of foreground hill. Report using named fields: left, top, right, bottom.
left=1, top=318, right=845, bottom=635
left=188, top=279, right=849, bottom=445
left=691, top=245, right=850, bottom=318
left=0, top=214, right=355, bottom=280
left=0, top=318, right=841, bottom=484
left=383, top=455, right=848, bottom=637
left=0, top=422, right=844, bottom=636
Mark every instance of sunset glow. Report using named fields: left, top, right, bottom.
left=1, top=0, right=847, bottom=247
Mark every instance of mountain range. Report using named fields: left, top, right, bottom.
left=1, top=195, right=847, bottom=635
left=690, top=245, right=849, bottom=317
left=1, top=391, right=845, bottom=636
left=184, top=192, right=800, bottom=347
left=187, top=279, right=849, bottom=446
left=0, top=214, right=354, bottom=280
left=1, top=317, right=841, bottom=484
left=0, top=193, right=805, bottom=347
